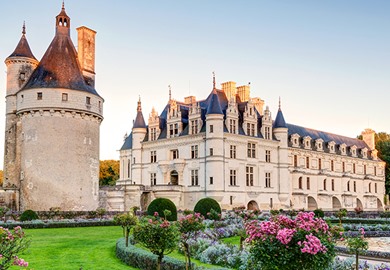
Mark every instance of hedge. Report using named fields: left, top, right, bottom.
left=116, top=238, right=194, bottom=270
left=194, top=198, right=221, bottom=219
left=147, top=198, right=177, bottom=221
left=335, top=246, right=390, bottom=260
left=0, top=219, right=116, bottom=229
left=327, top=218, right=390, bottom=225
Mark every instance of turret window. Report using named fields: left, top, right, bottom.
left=86, top=96, right=91, bottom=105
left=62, top=93, right=68, bottom=101
left=37, top=92, right=43, bottom=100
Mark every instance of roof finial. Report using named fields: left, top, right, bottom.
left=168, top=85, right=172, bottom=101
left=278, top=96, right=281, bottom=110
left=62, top=0, right=65, bottom=9
left=22, top=21, right=26, bottom=35
left=212, top=71, right=216, bottom=89
left=137, top=96, right=142, bottom=112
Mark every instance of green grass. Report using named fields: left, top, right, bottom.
left=221, top=236, right=240, bottom=246
left=10, top=226, right=135, bottom=270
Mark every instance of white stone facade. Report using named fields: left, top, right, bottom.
left=115, top=82, right=386, bottom=212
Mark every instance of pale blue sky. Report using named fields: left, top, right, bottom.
left=0, top=1, right=389, bottom=168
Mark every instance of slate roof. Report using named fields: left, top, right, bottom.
left=120, top=133, right=133, bottom=150
left=206, top=89, right=223, bottom=115
left=8, top=34, right=36, bottom=60
left=287, top=123, right=368, bottom=149
left=133, top=111, right=146, bottom=128
left=273, top=109, right=287, bottom=128
left=21, top=6, right=99, bottom=96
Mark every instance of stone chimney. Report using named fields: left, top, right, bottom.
left=361, top=128, right=375, bottom=150
left=251, top=97, right=264, bottom=114
left=77, top=26, right=96, bottom=87
left=237, top=85, right=250, bottom=102
left=221, top=81, right=237, bottom=101
left=184, top=96, right=196, bottom=104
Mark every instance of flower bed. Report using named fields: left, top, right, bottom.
left=335, top=246, right=390, bottom=260
left=0, top=219, right=115, bottom=229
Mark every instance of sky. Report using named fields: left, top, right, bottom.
left=0, top=1, right=389, bottom=169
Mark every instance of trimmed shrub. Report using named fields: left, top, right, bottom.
left=194, top=198, right=221, bottom=220
left=20, top=209, right=39, bottom=221
left=147, top=198, right=177, bottom=221
left=313, top=208, right=324, bottom=218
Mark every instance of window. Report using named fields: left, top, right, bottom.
left=293, top=155, right=298, bottom=167
left=229, top=119, right=236, bottom=134
left=265, top=126, right=271, bottom=140
left=169, top=123, right=179, bottom=137
left=86, top=96, right=91, bottom=105
left=375, top=183, right=377, bottom=193
left=191, top=170, right=199, bottom=186
left=209, top=125, right=214, bottom=133
left=62, top=93, right=68, bottom=101
left=323, top=179, right=327, bottom=190
left=150, top=151, right=157, bottom=163
left=331, top=179, right=335, bottom=191
left=298, top=177, right=302, bottom=189
left=210, top=148, right=214, bottom=156
left=306, top=157, right=310, bottom=169
left=364, top=165, right=367, bottom=175
left=150, top=127, right=157, bottom=141
left=347, top=181, right=350, bottom=192
left=230, top=170, right=237, bottom=186
left=127, top=160, right=131, bottom=178
left=230, top=145, right=236, bottom=159
left=150, top=173, right=156, bottom=185
left=191, top=145, right=198, bottom=159
left=191, top=120, right=199, bottom=134
left=353, top=163, right=356, bottom=174
left=331, top=160, right=334, bottom=171
left=265, top=172, right=271, bottom=188
left=369, top=183, right=371, bottom=193
left=171, top=149, right=179, bottom=159
left=318, top=158, right=322, bottom=170
left=342, top=162, right=345, bottom=173
left=246, top=166, right=254, bottom=186
left=247, top=143, right=256, bottom=158
left=230, top=196, right=233, bottom=205
left=265, top=150, right=271, bottom=163
left=37, top=92, right=43, bottom=100
left=353, top=181, right=356, bottom=192
left=374, top=166, right=377, bottom=176
left=133, top=157, right=135, bottom=164
left=247, top=123, right=255, bottom=136
left=210, top=177, right=213, bottom=185
left=306, top=177, right=310, bottom=190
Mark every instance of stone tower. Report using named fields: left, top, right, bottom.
left=2, top=4, right=104, bottom=211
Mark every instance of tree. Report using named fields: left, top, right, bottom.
left=0, top=170, right=3, bottom=186
left=114, top=211, right=138, bottom=247
left=133, top=212, right=179, bottom=270
left=0, top=226, right=29, bottom=269
left=346, top=228, right=368, bottom=270
left=99, top=160, right=119, bottom=186
left=375, top=132, right=390, bottom=195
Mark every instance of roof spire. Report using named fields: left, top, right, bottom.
left=168, top=85, right=172, bottom=101
left=137, top=96, right=142, bottom=112
left=22, top=21, right=26, bottom=35
left=62, top=0, right=65, bottom=10
left=212, top=71, right=216, bottom=89
left=279, top=96, right=281, bottom=111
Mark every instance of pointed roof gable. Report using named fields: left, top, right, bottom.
left=8, top=23, right=36, bottom=60
left=274, top=109, right=287, bottom=128
left=133, top=98, right=146, bottom=128
left=22, top=5, right=98, bottom=95
left=206, top=89, right=223, bottom=115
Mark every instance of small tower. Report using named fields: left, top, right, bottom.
left=3, top=23, right=38, bottom=192
left=361, top=128, right=375, bottom=150
left=272, top=99, right=290, bottom=208
left=148, top=107, right=160, bottom=141
left=131, top=98, right=147, bottom=184
left=261, top=106, right=272, bottom=140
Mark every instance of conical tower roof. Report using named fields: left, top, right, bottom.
left=206, top=89, right=223, bottom=115
left=273, top=99, right=287, bottom=128
left=133, top=98, right=146, bottom=128
left=8, top=23, right=36, bottom=60
left=22, top=4, right=98, bottom=95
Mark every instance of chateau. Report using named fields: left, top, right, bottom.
left=0, top=4, right=103, bottom=210
left=115, top=78, right=386, bottom=212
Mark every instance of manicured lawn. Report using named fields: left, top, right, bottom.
left=10, top=226, right=136, bottom=270
left=221, top=236, right=240, bottom=246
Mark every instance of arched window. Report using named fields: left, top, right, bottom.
left=331, top=179, right=335, bottom=191
left=298, top=177, right=302, bottom=189
left=347, top=181, right=350, bottom=192
left=375, top=183, right=377, bottom=193
left=353, top=181, right=357, bottom=192
left=306, top=177, right=310, bottom=190
left=127, top=159, right=131, bottom=178
left=323, top=179, right=327, bottom=190
left=368, top=182, right=371, bottom=193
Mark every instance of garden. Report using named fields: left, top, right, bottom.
left=1, top=201, right=390, bottom=270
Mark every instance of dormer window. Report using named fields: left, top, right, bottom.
left=315, top=139, right=324, bottom=151
left=350, top=145, right=357, bottom=157
left=340, top=143, right=347, bottom=156
left=303, top=136, right=312, bottom=150
left=328, top=141, right=336, bottom=153
left=291, top=134, right=300, bottom=147
left=361, top=148, right=368, bottom=159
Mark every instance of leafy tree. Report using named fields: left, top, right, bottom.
left=0, top=170, right=3, bottom=186
left=346, top=228, right=368, bottom=270
left=113, top=211, right=138, bottom=247
left=133, top=213, right=179, bottom=270
left=375, top=132, right=390, bottom=195
left=0, top=226, right=30, bottom=269
left=99, top=160, right=119, bottom=186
